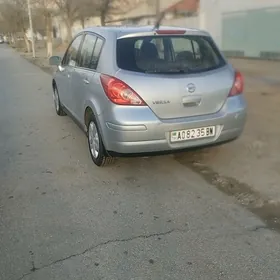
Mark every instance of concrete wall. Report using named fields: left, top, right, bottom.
left=123, top=15, right=199, bottom=28
left=222, top=7, right=280, bottom=59
left=72, top=17, right=101, bottom=37
left=53, top=16, right=101, bottom=42
left=199, top=0, right=280, bottom=47
left=162, top=16, right=199, bottom=28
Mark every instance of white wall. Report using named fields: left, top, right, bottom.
left=162, top=16, right=199, bottom=29
left=53, top=16, right=101, bottom=42
left=219, top=0, right=280, bottom=12
left=199, top=0, right=280, bottom=47
left=72, top=17, right=101, bottom=37
left=199, top=0, right=221, bottom=45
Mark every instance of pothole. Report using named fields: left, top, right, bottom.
left=174, top=152, right=280, bottom=232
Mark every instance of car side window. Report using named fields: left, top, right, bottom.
left=62, top=35, right=83, bottom=67
left=79, top=34, right=97, bottom=69
left=90, top=37, right=104, bottom=70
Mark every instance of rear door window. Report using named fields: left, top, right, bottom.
left=91, top=38, right=104, bottom=70
left=117, top=35, right=226, bottom=74
left=78, top=35, right=104, bottom=70
left=79, top=34, right=97, bottom=69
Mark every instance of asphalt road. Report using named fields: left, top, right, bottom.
left=1, top=44, right=280, bottom=280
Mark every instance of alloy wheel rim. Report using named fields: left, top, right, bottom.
left=88, top=121, right=100, bottom=159
left=53, top=89, right=59, bottom=112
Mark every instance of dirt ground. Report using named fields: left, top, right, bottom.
left=20, top=45, right=280, bottom=203
left=183, top=58, right=280, bottom=202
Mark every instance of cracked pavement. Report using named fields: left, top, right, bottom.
left=1, top=44, right=280, bottom=280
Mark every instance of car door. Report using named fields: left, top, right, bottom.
left=56, top=34, right=84, bottom=112
left=71, top=34, right=104, bottom=124
left=71, top=33, right=97, bottom=123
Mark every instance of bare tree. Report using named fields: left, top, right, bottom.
left=33, top=0, right=56, bottom=57
left=76, top=0, right=99, bottom=29
left=53, top=0, right=80, bottom=42
left=96, top=0, right=142, bottom=26
left=154, top=0, right=165, bottom=29
left=0, top=0, right=31, bottom=51
left=99, top=0, right=110, bottom=26
left=53, top=0, right=107, bottom=40
left=0, top=11, right=11, bottom=36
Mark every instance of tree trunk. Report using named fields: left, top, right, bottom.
left=8, top=33, right=13, bottom=45
left=80, top=18, right=85, bottom=29
left=100, top=12, right=106, bottom=26
left=46, top=13, right=53, bottom=57
left=11, top=33, right=15, bottom=45
left=23, top=32, right=31, bottom=53
left=100, top=0, right=110, bottom=26
left=66, top=18, right=73, bottom=43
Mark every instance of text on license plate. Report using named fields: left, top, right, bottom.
left=170, top=126, right=216, bottom=142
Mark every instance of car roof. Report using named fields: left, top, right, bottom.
left=81, top=25, right=209, bottom=38
left=75, top=25, right=212, bottom=77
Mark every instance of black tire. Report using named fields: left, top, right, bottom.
left=87, top=115, right=114, bottom=167
left=53, top=86, right=66, bottom=116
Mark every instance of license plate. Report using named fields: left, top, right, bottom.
left=170, top=126, right=216, bottom=143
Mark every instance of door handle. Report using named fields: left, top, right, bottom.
left=83, top=79, right=89, bottom=84
left=182, top=96, right=201, bottom=107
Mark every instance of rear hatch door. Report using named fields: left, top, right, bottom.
left=115, top=31, right=233, bottom=120
left=116, top=66, right=233, bottom=119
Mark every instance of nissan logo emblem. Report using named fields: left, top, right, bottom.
left=187, top=83, right=196, bottom=93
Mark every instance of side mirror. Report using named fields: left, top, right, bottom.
left=49, top=56, right=61, bottom=66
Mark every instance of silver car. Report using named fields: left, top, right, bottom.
left=49, top=26, right=247, bottom=167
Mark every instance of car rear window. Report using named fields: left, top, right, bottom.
left=116, top=35, right=226, bottom=74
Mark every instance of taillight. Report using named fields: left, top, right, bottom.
left=100, top=74, right=146, bottom=106
left=156, top=30, right=186, bottom=35
left=228, top=71, right=244, bottom=97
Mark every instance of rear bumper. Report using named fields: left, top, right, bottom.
left=100, top=95, right=247, bottom=154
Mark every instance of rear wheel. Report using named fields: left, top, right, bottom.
left=53, top=86, right=66, bottom=116
left=87, top=116, right=114, bottom=167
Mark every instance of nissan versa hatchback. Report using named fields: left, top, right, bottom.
left=49, top=26, right=247, bottom=167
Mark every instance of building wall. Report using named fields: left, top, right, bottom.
left=199, top=0, right=280, bottom=58
left=53, top=16, right=101, bottom=42
left=222, top=7, right=280, bottom=59
left=162, top=16, right=199, bottom=29
left=200, top=0, right=280, bottom=44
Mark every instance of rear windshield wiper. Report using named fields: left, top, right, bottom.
left=145, top=69, right=189, bottom=74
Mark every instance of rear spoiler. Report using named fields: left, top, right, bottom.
left=118, top=29, right=209, bottom=39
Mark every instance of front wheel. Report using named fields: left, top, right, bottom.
left=87, top=117, right=114, bottom=167
left=53, top=86, right=66, bottom=116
